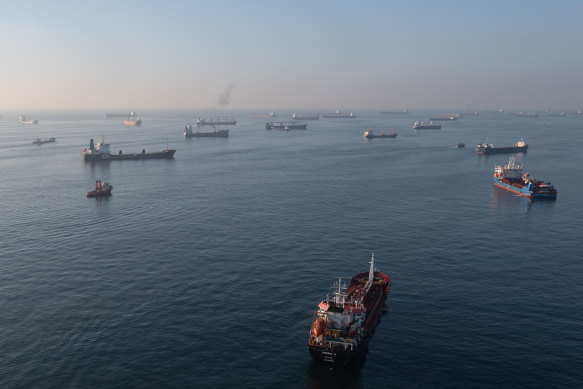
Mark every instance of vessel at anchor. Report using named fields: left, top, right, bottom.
left=308, top=253, right=391, bottom=367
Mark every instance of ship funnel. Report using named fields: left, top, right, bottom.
left=89, top=138, right=94, bottom=150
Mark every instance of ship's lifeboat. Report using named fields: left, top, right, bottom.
left=311, top=317, right=326, bottom=337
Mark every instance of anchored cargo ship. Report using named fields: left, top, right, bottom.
left=413, top=121, right=441, bottom=129
left=197, top=117, right=237, bottom=126
left=184, top=124, right=229, bottom=138
left=82, top=137, right=175, bottom=161
left=32, top=137, right=56, bottom=145
left=321, top=110, right=356, bottom=119
left=493, top=157, right=557, bottom=199
left=292, top=113, right=319, bottom=120
left=363, top=129, right=397, bottom=139
left=265, top=121, right=307, bottom=130
left=308, top=253, right=391, bottom=367
left=123, top=112, right=142, bottom=126
left=475, top=139, right=528, bottom=155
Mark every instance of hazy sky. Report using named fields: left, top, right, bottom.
left=2, top=0, right=582, bottom=111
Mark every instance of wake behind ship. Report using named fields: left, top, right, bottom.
left=308, top=253, right=390, bottom=367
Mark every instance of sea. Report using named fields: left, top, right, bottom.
left=1, top=110, right=582, bottom=388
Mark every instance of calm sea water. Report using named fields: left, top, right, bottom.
left=1, top=110, right=582, bottom=388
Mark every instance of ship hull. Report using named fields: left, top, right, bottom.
left=83, top=150, right=176, bottom=161
left=365, top=134, right=397, bottom=139
left=476, top=146, right=528, bottom=155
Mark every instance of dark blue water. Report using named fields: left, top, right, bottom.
left=1, top=110, right=582, bottom=388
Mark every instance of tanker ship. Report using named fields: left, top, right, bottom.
left=308, top=253, right=391, bottom=367
left=493, top=157, right=557, bottom=199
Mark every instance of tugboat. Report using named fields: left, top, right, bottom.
left=86, top=178, right=113, bottom=197
left=413, top=121, right=441, bottom=129
left=475, top=139, right=528, bottom=155
left=493, top=157, right=557, bottom=199
left=308, top=253, right=391, bottom=367
left=363, top=129, right=397, bottom=139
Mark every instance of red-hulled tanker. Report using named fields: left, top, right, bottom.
left=308, top=253, right=391, bottom=367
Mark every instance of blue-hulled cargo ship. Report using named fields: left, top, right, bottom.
left=493, top=157, right=557, bottom=199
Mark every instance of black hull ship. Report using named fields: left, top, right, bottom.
left=197, top=117, right=237, bottom=126
left=363, top=129, right=397, bottom=139
left=413, top=121, right=441, bottom=129
left=265, top=121, right=307, bottom=130
left=82, top=137, right=175, bottom=161
left=308, top=253, right=391, bottom=367
left=475, top=139, right=528, bottom=155
left=184, top=124, right=229, bottom=138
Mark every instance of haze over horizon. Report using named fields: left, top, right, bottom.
left=2, top=0, right=582, bottom=112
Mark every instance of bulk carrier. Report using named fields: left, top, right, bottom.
left=82, top=137, right=175, bottom=161
left=493, top=157, right=557, bottom=199
left=308, top=253, right=391, bottom=367
left=475, top=139, right=528, bottom=155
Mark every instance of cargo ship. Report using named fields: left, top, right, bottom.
left=265, top=121, right=307, bottom=130
left=475, top=139, right=527, bottom=155
left=363, top=129, right=397, bottom=139
left=413, top=121, right=441, bottom=129
left=493, top=157, right=557, bottom=199
left=308, top=253, right=391, bottom=367
left=197, top=117, right=237, bottom=126
left=381, top=109, right=408, bottom=114
left=184, top=124, right=229, bottom=138
left=86, top=178, right=113, bottom=197
left=292, top=113, right=319, bottom=120
left=82, top=137, right=176, bottom=161
left=123, top=112, right=142, bottom=126
left=321, top=110, right=356, bottom=119
left=32, top=137, right=56, bottom=145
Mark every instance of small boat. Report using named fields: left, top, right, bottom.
left=413, top=121, right=441, bottom=130
left=184, top=124, right=229, bottom=138
left=123, top=112, right=142, bottom=126
left=455, top=141, right=465, bottom=148
left=86, top=178, right=113, bottom=197
left=363, top=129, right=397, bottom=139
left=32, top=137, right=56, bottom=145
left=20, top=115, right=39, bottom=124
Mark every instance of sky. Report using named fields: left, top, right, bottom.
left=1, top=0, right=583, bottom=111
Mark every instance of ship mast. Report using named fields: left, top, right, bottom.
left=366, top=252, right=375, bottom=291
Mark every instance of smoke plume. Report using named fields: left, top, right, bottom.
left=218, top=83, right=235, bottom=106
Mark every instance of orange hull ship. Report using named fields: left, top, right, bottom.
left=308, top=253, right=391, bottom=367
